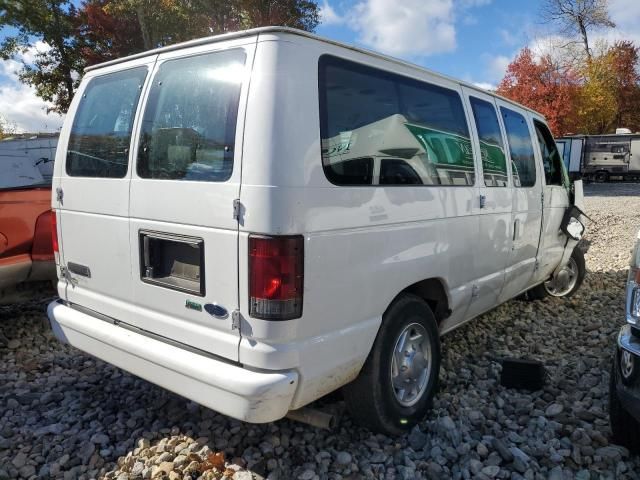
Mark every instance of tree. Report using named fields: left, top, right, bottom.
left=0, top=115, right=17, bottom=139
left=2, top=0, right=320, bottom=111
left=541, top=0, right=615, bottom=59
left=497, top=47, right=579, bottom=136
left=575, top=41, right=640, bottom=133
left=0, top=0, right=82, bottom=114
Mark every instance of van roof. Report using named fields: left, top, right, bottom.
left=85, top=26, right=542, bottom=118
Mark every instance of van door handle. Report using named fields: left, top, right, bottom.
left=479, top=195, right=486, bottom=209
left=513, top=219, right=520, bottom=241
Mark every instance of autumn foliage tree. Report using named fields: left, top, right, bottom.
left=497, top=48, right=578, bottom=136
left=1, top=0, right=320, bottom=113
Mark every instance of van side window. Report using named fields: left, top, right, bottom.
left=500, top=107, right=536, bottom=187
left=469, top=97, right=508, bottom=187
left=319, top=55, right=475, bottom=186
left=137, top=50, right=245, bottom=182
left=533, top=120, right=565, bottom=186
left=66, top=67, right=148, bottom=178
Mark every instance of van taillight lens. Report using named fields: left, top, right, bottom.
left=51, top=210, right=59, bottom=254
left=249, top=235, right=303, bottom=320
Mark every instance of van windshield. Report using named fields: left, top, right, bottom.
left=137, top=49, right=246, bottom=182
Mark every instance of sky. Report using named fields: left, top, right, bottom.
left=1, top=0, right=639, bottom=133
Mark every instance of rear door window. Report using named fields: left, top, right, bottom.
left=501, top=107, right=536, bottom=187
left=67, top=67, right=148, bottom=178
left=137, top=50, right=245, bottom=182
left=469, top=97, right=508, bottom=187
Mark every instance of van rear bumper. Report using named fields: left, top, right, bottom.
left=47, top=300, right=298, bottom=423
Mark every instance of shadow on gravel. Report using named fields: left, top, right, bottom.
left=0, top=270, right=638, bottom=480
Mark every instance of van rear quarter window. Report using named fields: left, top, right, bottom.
left=66, top=67, right=148, bottom=178
left=318, top=55, right=475, bottom=186
left=137, top=50, right=245, bottom=182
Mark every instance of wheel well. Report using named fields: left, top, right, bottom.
left=400, top=278, right=450, bottom=325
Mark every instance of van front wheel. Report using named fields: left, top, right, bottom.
left=527, top=247, right=586, bottom=300
left=343, top=294, right=440, bottom=435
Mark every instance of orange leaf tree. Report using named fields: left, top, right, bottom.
left=497, top=47, right=579, bottom=136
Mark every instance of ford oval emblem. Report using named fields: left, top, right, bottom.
left=204, top=303, right=228, bottom=319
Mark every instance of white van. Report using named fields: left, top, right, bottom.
left=47, top=27, right=586, bottom=434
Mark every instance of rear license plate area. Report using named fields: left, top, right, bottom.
left=139, top=230, right=205, bottom=296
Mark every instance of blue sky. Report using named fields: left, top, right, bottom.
left=1, top=0, right=638, bottom=132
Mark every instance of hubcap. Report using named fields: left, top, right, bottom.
left=544, top=257, right=578, bottom=297
left=390, top=322, right=432, bottom=407
left=621, top=350, right=635, bottom=380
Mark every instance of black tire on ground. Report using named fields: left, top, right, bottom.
left=609, top=362, right=640, bottom=453
left=343, top=293, right=440, bottom=435
left=594, top=171, right=609, bottom=183
left=526, top=247, right=586, bottom=300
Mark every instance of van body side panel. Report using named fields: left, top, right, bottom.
left=239, top=35, right=477, bottom=406
left=459, top=87, right=511, bottom=320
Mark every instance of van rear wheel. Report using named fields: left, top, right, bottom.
left=343, top=293, right=440, bottom=435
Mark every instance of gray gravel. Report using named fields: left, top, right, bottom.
left=1, top=183, right=640, bottom=480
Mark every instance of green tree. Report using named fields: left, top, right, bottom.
left=0, top=0, right=82, bottom=113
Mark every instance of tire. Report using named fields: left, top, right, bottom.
left=526, top=247, right=586, bottom=300
left=609, top=362, right=640, bottom=453
left=594, top=171, right=609, bottom=183
left=343, top=293, right=440, bottom=435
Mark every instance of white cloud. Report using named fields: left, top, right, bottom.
left=485, top=54, right=510, bottom=83
left=472, top=81, right=495, bottom=91
left=350, top=0, right=457, bottom=57
left=0, top=43, right=64, bottom=133
left=319, top=0, right=344, bottom=26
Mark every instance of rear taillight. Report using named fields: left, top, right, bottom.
left=249, top=235, right=303, bottom=320
left=31, top=210, right=55, bottom=261
left=51, top=210, right=59, bottom=254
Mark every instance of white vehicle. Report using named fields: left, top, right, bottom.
left=47, top=27, right=586, bottom=434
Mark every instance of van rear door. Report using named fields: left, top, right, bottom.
left=56, top=56, right=156, bottom=323
left=127, top=41, right=254, bottom=361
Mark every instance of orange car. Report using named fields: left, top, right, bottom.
left=0, top=163, right=56, bottom=304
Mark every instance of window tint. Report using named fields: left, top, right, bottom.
left=501, top=107, right=536, bottom=187
left=319, top=56, right=475, bottom=186
left=328, top=157, right=373, bottom=185
left=469, top=97, right=508, bottom=187
left=67, top=67, right=147, bottom=177
left=534, top=120, right=567, bottom=187
left=137, top=50, right=245, bottom=182
left=380, top=159, right=423, bottom=185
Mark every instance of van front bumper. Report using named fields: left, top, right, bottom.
left=47, top=300, right=298, bottom=423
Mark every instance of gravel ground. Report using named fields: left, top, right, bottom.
left=1, top=183, right=640, bottom=480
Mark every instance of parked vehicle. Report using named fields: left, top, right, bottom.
left=556, top=132, right=640, bottom=182
left=47, top=27, right=587, bottom=434
left=0, top=151, right=56, bottom=304
left=610, top=229, right=640, bottom=453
